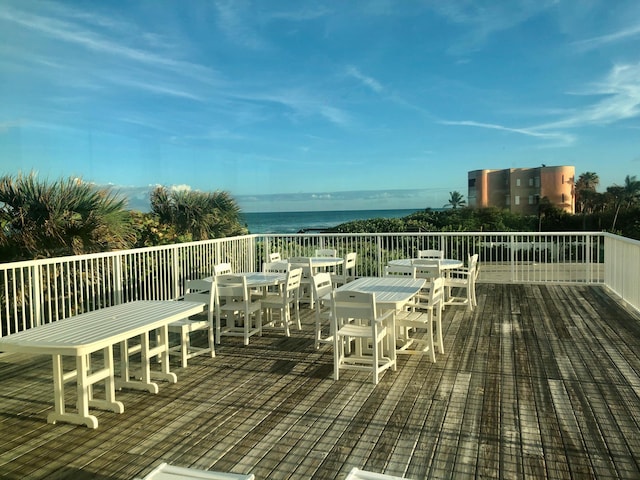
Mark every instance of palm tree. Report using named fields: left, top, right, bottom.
left=575, top=171, right=599, bottom=214
left=0, top=172, right=134, bottom=261
left=608, top=175, right=640, bottom=231
left=444, top=191, right=466, bottom=209
left=150, top=186, right=246, bottom=241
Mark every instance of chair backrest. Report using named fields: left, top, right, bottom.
left=469, top=253, right=480, bottom=280
left=417, top=249, right=444, bottom=259
left=315, top=248, right=337, bottom=257
left=283, top=267, right=303, bottom=295
left=413, top=263, right=441, bottom=282
left=312, top=272, right=333, bottom=310
left=344, top=252, right=357, bottom=270
left=413, top=276, right=445, bottom=311
left=268, top=252, right=282, bottom=262
left=215, top=275, right=249, bottom=304
left=184, top=279, right=216, bottom=321
left=262, top=261, right=289, bottom=273
left=384, top=265, right=416, bottom=278
left=214, top=262, right=233, bottom=276
left=468, top=253, right=479, bottom=280
left=331, top=290, right=378, bottom=326
left=424, top=276, right=445, bottom=307
left=288, top=257, right=313, bottom=279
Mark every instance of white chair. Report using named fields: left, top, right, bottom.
left=268, top=252, right=282, bottom=262
left=137, top=462, right=255, bottom=480
left=395, top=277, right=445, bottom=362
left=315, top=248, right=337, bottom=257
left=288, top=256, right=314, bottom=307
left=344, top=467, right=410, bottom=480
left=261, top=267, right=302, bottom=336
left=168, top=279, right=216, bottom=368
left=384, top=264, right=416, bottom=278
left=417, top=249, right=444, bottom=259
left=215, top=275, right=262, bottom=345
left=332, top=252, right=357, bottom=287
left=214, top=262, right=233, bottom=276
left=443, top=254, right=478, bottom=310
left=331, top=290, right=396, bottom=385
left=311, top=272, right=334, bottom=349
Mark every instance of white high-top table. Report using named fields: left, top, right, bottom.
left=0, top=300, right=204, bottom=428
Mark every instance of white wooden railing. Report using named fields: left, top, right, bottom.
left=1, top=231, right=637, bottom=338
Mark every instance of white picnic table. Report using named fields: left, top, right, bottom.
left=0, top=300, right=204, bottom=428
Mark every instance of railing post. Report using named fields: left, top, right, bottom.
left=376, top=234, right=383, bottom=277
left=112, top=254, right=124, bottom=305
left=32, top=264, right=42, bottom=327
left=172, top=246, right=181, bottom=300
left=510, top=233, right=516, bottom=283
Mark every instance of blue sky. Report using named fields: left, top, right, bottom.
left=1, top=1, right=639, bottom=213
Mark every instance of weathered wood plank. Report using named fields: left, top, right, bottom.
left=0, top=284, right=639, bottom=479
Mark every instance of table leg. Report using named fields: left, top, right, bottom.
left=154, top=325, right=177, bottom=383
left=116, top=333, right=159, bottom=393
left=47, top=354, right=99, bottom=429
left=115, top=327, right=176, bottom=393
left=86, top=347, right=124, bottom=414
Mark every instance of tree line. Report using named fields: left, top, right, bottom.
left=331, top=172, right=640, bottom=239
left=0, top=173, right=246, bottom=262
left=0, top=171, right=638, bottom=263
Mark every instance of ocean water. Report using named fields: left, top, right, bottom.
left=241, top=209, right=420, bottom=234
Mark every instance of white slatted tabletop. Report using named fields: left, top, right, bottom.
left=334, top=277, right=425, bottom=311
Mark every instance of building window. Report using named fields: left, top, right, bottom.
left=516, top=178, right=521, bottom=187
left=562, top=175, right=565, bottom=184
left=529, top=178, right=534, bottom=187
left=468, top=178, right=476, bottom=187
left=562, top=193, right=565, bottom=203
left=529, top=195, right=534, bottom=204
left=515, top=196, right=520, bottom=205
left=535, top=177, right=540, bottom=188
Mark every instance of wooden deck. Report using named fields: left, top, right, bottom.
left=1, top=284, right=640, bottom=480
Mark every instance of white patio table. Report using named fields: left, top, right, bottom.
left=387, top=258, right=464, bottom=302
left=334, top=276, right=425, bottom=312
left=331, top=276, right=426, bottom=364
left=204, top=272, right=287, bottom=287
left=290, top=256, right=344, bottom=273
left=387, top=258, right=463, bottom=270
left=0, top=300, right=204, bottom=428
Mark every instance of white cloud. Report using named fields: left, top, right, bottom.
left=572, top=22, right=640, bottom=51
left=346, top=66, right=383, bottom=93
left=0, top=6, right=217, bottom=81
left=440, top=120, right=575, bottom=145
left=538, top=62, right=640, bottom=129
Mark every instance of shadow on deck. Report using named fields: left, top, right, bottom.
left=1, top=284, right=640, bottom=480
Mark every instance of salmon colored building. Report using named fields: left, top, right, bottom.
left=467, top=165, right=575, bottom=215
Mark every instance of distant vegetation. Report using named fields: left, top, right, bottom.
left=0, top=173, right=246, bottom=261
left=0, top=171, right=638, bottom=263
left=329, top=173, right=640, bottom=241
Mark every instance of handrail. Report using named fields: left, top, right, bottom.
left=1, top=231, right=637, bottom=338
